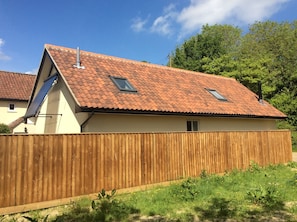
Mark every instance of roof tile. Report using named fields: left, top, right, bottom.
left=45, top=44, right=286, bottom=118
left=0, top=71, right=36, bottom=101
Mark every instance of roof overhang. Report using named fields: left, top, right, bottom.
left=0, top=98, right=29, bottom=102
left=79, top=107, right=287, bottom=120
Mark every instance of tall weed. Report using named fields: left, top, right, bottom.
left=246, top=183, right=284, bottom=210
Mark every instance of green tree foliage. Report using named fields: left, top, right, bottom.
left=170, top=24, right=242, bottom=72
left=240, top=21, right=297, bottom=128
left=169, top=21, right=297, bottom=129
left=0, top=123, right=11, bottom=134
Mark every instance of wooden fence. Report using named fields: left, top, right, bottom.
left=0, top=131, right=292, bottom=213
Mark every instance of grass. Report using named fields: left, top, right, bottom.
left=3, top=162, right=297, bottom=221
left=120, top=162, right=297, bottom=221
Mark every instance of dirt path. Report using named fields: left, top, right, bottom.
left=293, top=152, right=297, bottom=162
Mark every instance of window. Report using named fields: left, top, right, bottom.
left=8, top=103, right=15, bottom=112
left=206, top=89, right=227, bottom=101
left=187, top=120, right=198, bottom=131
left=110, top=76, right=137, bottom=92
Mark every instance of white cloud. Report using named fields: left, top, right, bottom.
left=177, top=0, right=289, bottom=34
left=0, top=38, right=11, bottom=61
left=151, top=14, right=173, bottom=36
left=131, top=0, right=289, bottom=37
left=150, top=4, right=178, bottom=36
left=131, top=17, right=148, bottom=32
left=131, top=4, right=178, bottom=36
left=25, top=68, right=38, bottom=75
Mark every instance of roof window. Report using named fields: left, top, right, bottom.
left=206, top=89, right=227, bottom=101
left=110, top=76, right=137, bottom=92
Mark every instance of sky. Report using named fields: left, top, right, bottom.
left=0, top=0, right=297, bottom=74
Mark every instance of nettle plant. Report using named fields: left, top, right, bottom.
left=91, top=189, right=139, bottom=221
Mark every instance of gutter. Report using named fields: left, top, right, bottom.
left=80, top=111, right=95, bottom=132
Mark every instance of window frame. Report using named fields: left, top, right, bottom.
left=206, top=88, right=227, bottom=101
left=187, top=120, right=199, bottom=131
left=110, top=76, right=137, bottom=92
left=8, top=103, right=16, bottom=112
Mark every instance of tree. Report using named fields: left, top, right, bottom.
left=170, top=24, right=242, bottom=72
left=240, top=21, right=297, bottom=127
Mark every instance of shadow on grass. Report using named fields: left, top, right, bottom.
left=194, top=197, right=238, bottom=220
left=193, top=197, right=294, bottom=221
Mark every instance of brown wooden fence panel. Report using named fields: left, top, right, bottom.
left=0, top=130, right=292, bottom=212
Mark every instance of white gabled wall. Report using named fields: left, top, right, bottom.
left=32, top=52, right=88, bottom=134
left=35, top=76, right=87, bottom=134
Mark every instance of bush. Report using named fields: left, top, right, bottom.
left=0, top=123, right=10, bottom=134
left=170, top=177, right=201, bottom=201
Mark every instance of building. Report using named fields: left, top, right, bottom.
left=25, top=44, right=286, bottom=134
left=0, top=71, right=36, bottom=133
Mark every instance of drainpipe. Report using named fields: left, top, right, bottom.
left=80, top=111, right=94, bottom=132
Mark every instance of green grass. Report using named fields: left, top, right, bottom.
left=5, top=162, right=297, bottom=221
left=119, top=163, right=297, bottom=221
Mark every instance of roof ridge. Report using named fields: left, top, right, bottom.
left=44, top=44, right=235, bottom=81
left=0, top=70, right=36, bottom=76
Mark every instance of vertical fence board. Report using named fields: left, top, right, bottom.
left=61, top=135, right=68, bottom=198
left=0, top=130, right=292, bottom=212
left=15, top=136, right=23, bottom=206
left=0, top=136, right=6, bottom=207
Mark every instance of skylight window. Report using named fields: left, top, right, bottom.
left=110, top=76, right=137, bottom=92
left=206, top=89, right=227, bottom=101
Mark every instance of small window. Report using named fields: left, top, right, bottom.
left=8, top=103, right=15, bottom=112
left=187, top=120, right=198, bottom=131
left=206, top=89, right=227, bottom=101
left=110, top=76, right=137, bottom=92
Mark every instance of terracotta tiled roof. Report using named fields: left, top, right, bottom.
left=0, top=71, right=36, bottom=101
left=45, top=44, right=286, bottom=118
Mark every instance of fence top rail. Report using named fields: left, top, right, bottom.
left=0, top=129, right=291, bottom=137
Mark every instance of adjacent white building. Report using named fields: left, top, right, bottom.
left=0, top=71, right=36, bottom=133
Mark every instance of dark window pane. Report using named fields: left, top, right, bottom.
left=9, top=104, right=15, bottom=110
left=187, top=121, right=192, bottom=131
left=193, top=121, right=198, bottom=131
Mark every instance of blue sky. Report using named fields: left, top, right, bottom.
left=0, top=0, right=296, bottom=74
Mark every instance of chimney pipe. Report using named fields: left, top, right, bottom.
left=73, top=47, right=85, bottom=69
